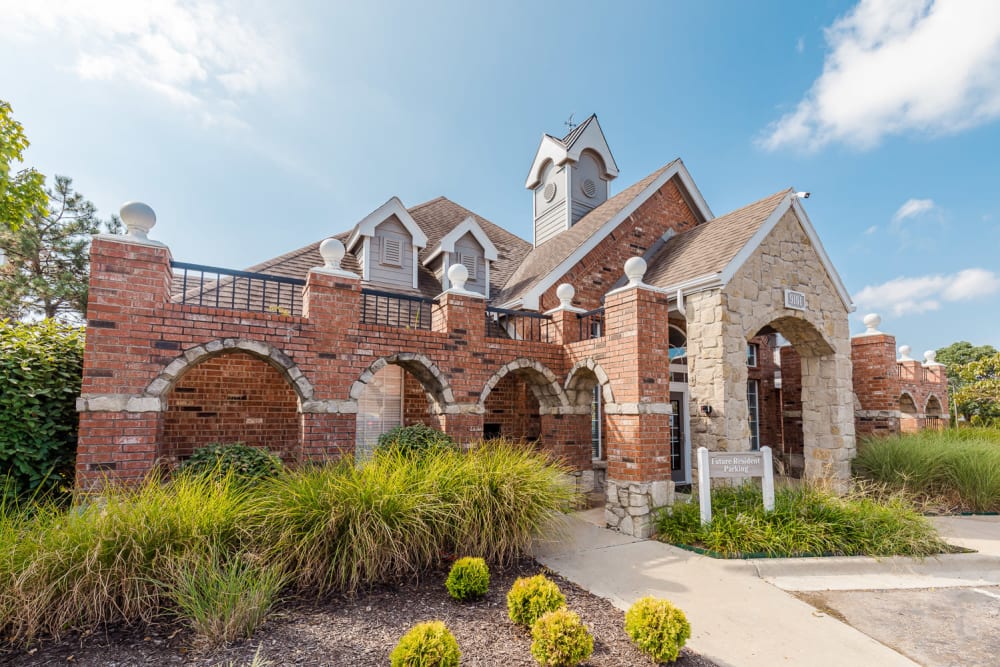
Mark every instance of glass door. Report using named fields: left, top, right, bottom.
left=669, top=392, right=686, bottom=483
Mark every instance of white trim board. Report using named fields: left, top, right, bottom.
left=347, top=196, right=428, bottom=252
left=503, top=159, right=714, bottom=311
left=423, top=216, right=499, bottom=264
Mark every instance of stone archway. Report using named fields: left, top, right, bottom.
left=899, top=392, right=919, bottom=433
left=349, top=352, right=455, bottom=413
left=145, top=338, right=314, bottom=405
left=925, top=394, right=945, bottom=430
left=479, top=358, right=570, bottom=412
left=565, top=358, right=615, bottom=406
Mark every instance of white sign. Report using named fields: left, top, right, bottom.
left=697, top=446, right=775, bottom=525
left=784, top=289, right=807, bottom=311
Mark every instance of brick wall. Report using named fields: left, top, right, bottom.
left=482, top=373, right=541, bottom=440
left=162, top=351, right=299, bottom=462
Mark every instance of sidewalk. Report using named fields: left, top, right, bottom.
left=533, top=511, right=918, bottom=667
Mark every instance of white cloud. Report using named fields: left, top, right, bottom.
left=796, top=37, right=805, bottom=54
left=854, top=268, right=1000, bottom=316
left=760, top=0, right=1000, bottom=151
left=0, top=0, right=297, bottom=128
left=893, top=198, right=935, bottom=222
left=864, top=225, right=879, bottom=235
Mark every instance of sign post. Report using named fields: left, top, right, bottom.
left=697, top=446, right=775, bottom=525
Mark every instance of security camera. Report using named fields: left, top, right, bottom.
left=796, top=191, right=810, bottom=199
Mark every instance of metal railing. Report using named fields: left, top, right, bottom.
left=486, top=306, right=553, bottom=343
left=171, top=261, right=306, bottom=315
left=361, top=288, right=436, bottom=330
left=577, top=307, right=605, bottom=340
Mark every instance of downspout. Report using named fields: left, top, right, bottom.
left=676, top=288, right=686, bottom=318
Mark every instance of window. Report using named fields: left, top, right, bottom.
left=746, top=343, right=759, bottom=367
left=747, top=380, right=760, bottom=451
left=591, top=386, right=602, bottom=460
left=459, top=252, right=477, bottom=281
left=381, top=237, right=403, bottom=266
left=356, top=364, right=404, bottom=460
left=668, top=325, right=687, bottom=364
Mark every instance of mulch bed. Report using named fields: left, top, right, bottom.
left=2, top=559, right=718, bottom=666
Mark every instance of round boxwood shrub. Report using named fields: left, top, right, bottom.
left=507, top=574, right=566, bottom=627
left=624, top=596, right=691, bottom=664
left=0, top=319, right=83, bottom=500
left=389, top=620, right=461, bottom=667
left=376, top=424, right=456, bottom=457
left=445, top=556, right=490, bottom=601
left=530, top=607, right=593, bottom=667
left=178, top=442, right=283, bottom=484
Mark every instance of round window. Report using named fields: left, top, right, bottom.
left=582, top=179, right=597, bottom=198
left=543, top=182, right=557, bottom=202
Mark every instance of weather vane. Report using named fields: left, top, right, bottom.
left=564, top=113, right=577, bottom=131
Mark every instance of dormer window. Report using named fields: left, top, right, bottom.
left=459, top=252, right=477, bottom=281
left=382, top=237, right=403, bottom=267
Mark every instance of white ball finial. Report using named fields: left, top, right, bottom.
left=924, top=350, right=938, bottom=365
left=119, top=201, right=156, bottom=241
left=319, top=238, right=346, bottom=271
left=624, top=256, right=647, bottom=287
left=862, top=313, right=882, bottom=335
left=898, top=345, right=913, bottom=361
left=556, top=283, right=575, bottom=309
left=448, top=262, right=469, bottom=292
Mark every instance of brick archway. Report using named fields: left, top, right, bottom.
left=478, top=358, right=570, bottom=411
left=145, top=338, right=314, bottom=404
left=565, top=358, right=615, bottom=406
left=349, top=352, right=455, bottom=413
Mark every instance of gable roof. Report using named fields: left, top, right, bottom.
left=423, top=215, right=499, bottom=264
left=346, top=196, right=428, bottom=251
left=643, top=189, right=854, bottom=310
left=181, top=197, right=533, bottom=308
left=525, top=114, right=619, bottom=188
left=497, top=159, right=714, bottom=310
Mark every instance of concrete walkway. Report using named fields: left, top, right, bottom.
left=534, top=510, right=918, bottom=667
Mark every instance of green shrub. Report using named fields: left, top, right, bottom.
left=377, top=424, right=456, bottom=456
left=163, top=548, right=286, bottom=645
left=389, top=620, right=461, bottom=667
left=624, top=596, right=691, bottom=664
left=507, top=574, right=566, bottom=627
left=655, top=483, right=948, bottom=558
left=855, top=429, right=1000, bottom=512
left=0, top=319, right=83, bottom=500
left=530, top=607, right=593, bottom=667
left=0, top=472, right=255, bottom=642
left=179, top=442, right=283, bottom=484
left=445, top=556, right=489, bottom=601
left=260, top=442, right=576, bottom=594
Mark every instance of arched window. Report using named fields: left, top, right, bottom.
left=669, top=325, right=687, bottom=364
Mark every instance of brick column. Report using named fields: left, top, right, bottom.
left=433, top=286, right=486, bottom=443
left=600, top=279, right=674, bottom=537
left=76, top=229, right=174, bottom=490
left=300, top=264, right=362, bottom=461
left=851, top=330, right=899, bottom=437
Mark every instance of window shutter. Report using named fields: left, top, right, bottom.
left=459, top=253, right=477, bottom=281
left=382, top=237, right=403, bottom=266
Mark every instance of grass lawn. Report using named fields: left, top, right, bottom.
left=854, top=427, right=1000, bottom=513
left=655, top=483, right=952, bottom=559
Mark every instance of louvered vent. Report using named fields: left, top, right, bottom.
left=460, top=253, right=477, bottom=280
left=382, top=237, right=403, bottom=266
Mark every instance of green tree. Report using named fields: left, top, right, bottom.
left=0, top=100, right=47, bottom=231
left=936, top=341, right=999, bottom=385
left=0, top=176, right=121, bottom=321
left=952, top=352, right=1000, bottom=425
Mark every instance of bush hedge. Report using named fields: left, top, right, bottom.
left=530, top=607, right=593, bottom=667
left=445, top=556, right=489, bottom=601
left=0, top=441, right=577, bottom=644
left=507, top=574, right=566, bottom=627
left=624, top=596, right=691, bottom=664
left=178, top=442, right=283, bottom=485
left=376, top=423, right=457, bottom=457
left=0, top=319, right=84, bottom=500
left=390, top=621, right=461, bottom=667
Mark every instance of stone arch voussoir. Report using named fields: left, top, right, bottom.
left=479, top=358, right=570, bottom=410
left=746, top=312, right=835, bottom=359
left=565, top=358, right=615, bottom=406
left=144, top=338, right=314, bottom=403
left=349, top=352, right=455, bottom=410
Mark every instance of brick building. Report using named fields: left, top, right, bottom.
left=77, top=115, right=947, bottom=536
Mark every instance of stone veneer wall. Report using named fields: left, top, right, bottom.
left=685, top=210, right=855, bottom=486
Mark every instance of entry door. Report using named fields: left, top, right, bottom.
left=669, top=391, right=687, bottom=483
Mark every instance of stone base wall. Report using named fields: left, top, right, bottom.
left=605, top=478, right=674, bottom=538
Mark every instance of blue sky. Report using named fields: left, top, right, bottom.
left=1, top=0, right=998, bottom=354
